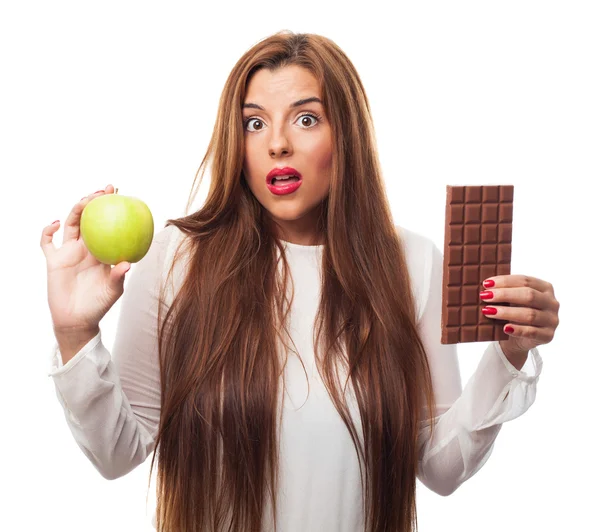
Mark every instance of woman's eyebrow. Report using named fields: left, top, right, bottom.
left=242, top=97, right=322, bottom=111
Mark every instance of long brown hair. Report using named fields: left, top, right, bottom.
left=147, top=31, right=437, bottom=532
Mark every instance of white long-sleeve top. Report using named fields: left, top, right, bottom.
left=47, top=224, right=543, bottom=531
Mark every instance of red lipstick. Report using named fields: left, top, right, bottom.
left=266, top=166, right=303, bottom=196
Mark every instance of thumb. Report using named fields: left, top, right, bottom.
left=108, top=262, right=131, bottom=294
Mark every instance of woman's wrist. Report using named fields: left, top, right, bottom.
left=54, top=325, right=100, bottom=364
left=499, top=341, right=528, bottom=371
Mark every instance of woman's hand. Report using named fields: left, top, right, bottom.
left=40, top=184, right=132, bottom=335
left=479, top=274, right=560, bottom=359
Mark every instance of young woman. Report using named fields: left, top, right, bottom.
left=41, top=31, right=560, bottom=532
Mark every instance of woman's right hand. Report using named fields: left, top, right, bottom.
left=41, top=184, right=133, bottom=335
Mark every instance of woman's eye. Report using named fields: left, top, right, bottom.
left=244, top=118, right=264, bottom=132
left=243, top=113, right=319, bottom=132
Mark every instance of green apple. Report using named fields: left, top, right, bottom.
left=80, top=190, right=154, bottom=265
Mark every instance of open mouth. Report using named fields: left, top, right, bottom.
left=271, top=176, right=301, bottom=186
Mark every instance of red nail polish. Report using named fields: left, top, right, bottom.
left=482, top=307, right=497, bottom=315
left=505, top=326, right=514, bottom=333
left=51, top=220, right=60, bottom=225
left=483, top=279, right=495, bottom=288
left=480, top=290, right=494, bottom=299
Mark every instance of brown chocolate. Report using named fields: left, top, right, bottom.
left=441, top=185, right=513, bottom=344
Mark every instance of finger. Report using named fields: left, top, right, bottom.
left=502, top=323, right=554, bottom=343
left=107, top=261, right=132, bottom=296
left=479, top=286, right=551, bottom=311
left=40, top=220, right=61, bottom=259
left=481, top=304, right=556, bottom=328
left=62, top=188, right=109, bottom=244
left=482, top=274, right=553, bottom=294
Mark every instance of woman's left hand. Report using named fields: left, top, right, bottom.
left=480, top=274, right=560, bottom=356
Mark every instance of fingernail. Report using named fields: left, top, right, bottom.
left=505, top=325, right=514, bottom=333
left=482, top=307, right=497, bottom=315
left=480, top=290, right=494, bottom=299
left=483, top=279, right=495, bottom=288
left=51, top=220, right=60, bottom=225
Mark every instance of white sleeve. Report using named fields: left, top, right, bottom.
left=47, top=224, right=183, bottom=480
left=415, top=238, right=543, bottom=496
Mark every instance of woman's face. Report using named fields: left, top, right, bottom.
left=242, top=65, right=332, bottom=246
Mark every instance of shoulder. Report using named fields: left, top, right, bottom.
left=132, top=224, right=190, bottom=302
left=395, top=225, right=434, bottom=255
left=154, top=223, right=191, bottom=284
left=154, top=223, right=188, bottom=249
left=156, top=224, right=189, bottom=260
left=141, top=224, right=188, bottom=274
left=395, top=224, right=436, bottom=273
left=395, top=225, right=437, bottom=321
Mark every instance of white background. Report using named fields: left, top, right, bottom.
left=2, top=0, right=598, bottom=530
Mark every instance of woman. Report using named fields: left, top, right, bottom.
left=41, top=31, right=560, bottom=532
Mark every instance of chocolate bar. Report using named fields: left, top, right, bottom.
left=440, top=185, right=513, bottom=344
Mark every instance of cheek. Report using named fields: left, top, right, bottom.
left=242, top=145, right=262, bottom=183
left=306, top=134, right=332, bottom=169
left=321, top=146, right=333, bottom=170
left=242, top=155, right=255, bottom=185
left=312, top=152, right=332, bottom=195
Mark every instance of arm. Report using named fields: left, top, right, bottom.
left=47, top=224, right=182, bottom=480
left=415, top=239, right=543, bottom=496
